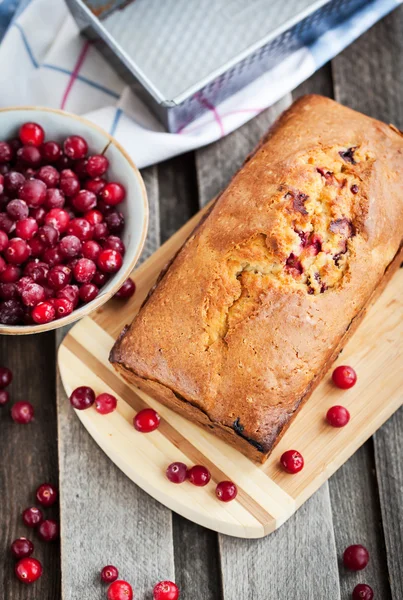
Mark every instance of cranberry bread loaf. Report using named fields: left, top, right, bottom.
left=110, top=95, right=403, bottom=462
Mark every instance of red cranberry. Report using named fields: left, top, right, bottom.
left=16, top=217, right=38, bottom=240
left=105, top=211, right=124, bottom=234
left=101, top=565, right=119, bottom=584
left=97, top=249, right=123, bottom=273
left=56, top=284, right=79, bottom=307
left=0, top=298, right=24, bottom=324
left=73, top=258, right=96, bottom=283
left=107, top=580, right=133, bottom=600
left=115, top=278, right=135, bottom=299
left=64, top=135, right=88, bottom=160
left=0, top=389, right=10, bottom=405
left=16, top=276, right=34, bottom=294
left=5, top=238, right=31, bottom=264
left=95, top=392, right=117, bottom=414
left=46, top=187, right=65, bottom=209
left=54, top=297, right=74, bottom=319
left=79, top=283, right=99, bottom=303
left=15, top=557, right=43, bottom=584
left=27, top=238, right=44, bottom=259
left=0, top=366, right=12, bottom=387
left=93, top=222, right=109, bottom=241
left=67, top=218, right=93, bottom=241
left=41, top=141, right=62, bottom=163
left=58, top=236, right=81, bottom=259
left=21, top=282, right=46, bottom=307
left=73, top=158, right=89, bottom=180
left=11, top=537, right=34, bottom=559
left=19, top=122, right=45, bottom=147
left=70, top=386, right=95, bottom=410
left=92, top=270, right=109, bottom=287
left=280, top=450, right=304, bottom=474
left=19, top=178, right=47, bottom=207
left=343, top=545, right=369, bottom=571
left=36, top=482, right=58, bottom=507
left=30, top=205, right=46, bottom=225
left=0, top=229, right=9, bottom=251
left=326, top=405, right=350, bottom=427
left=104, top=235, right=125, bottom=255
left=24, top=261, right=48, bottom=284
left=32, top=301, right=56, bottom=324
left=0, top=141, right=12, bottom=162
left=153, top=580, right=180, bottom=600
left=187, top=465, right=211, bottom=486
left=352, top=584, right=374, bottom=600
left=0, top=256, right=5, bottom=273
left=72, top=189, right=97, bottom=213
left=37, top=224, right=59, bottom=248
left=166, top=462, right=187, bottom=484
left=38, top=519, right=59, bottom=542
left=81, top=240, right=100, bottom=262
left=0, top=282, right=18, bottom=300
left=332, top=365, right=357, bottom=389
left=133, top=408, right=160, bottom=432
left=86, top=154, right=109, bottom=178
left=12, top=401, right=34, bottom=424
left=0, top=212, right=14, bottom=233
left=216, top=481, right=238, bottom=502
left=84, top=208, right=103, bottom=225
left=100, top=182, right=126, bottom=206
left=37, top=165, right=59, bottom=188
left=7, top=199, right=29, bottom=221
left=17, top=144, right=41, bottom=165
left=42, top=246, right=63, bottom=267
left=47, top=265, right=72, bottom=290
left=45, top=208, right=70, bottom=233
left=60, top=171, right=80, bottom=197
left=4, top=171, right=25, bottom=195
left=0, top=265, right=21, bottom=283
left=22, top=506, right=43, bottom=527
left=85, top=177, right=106, bottom=195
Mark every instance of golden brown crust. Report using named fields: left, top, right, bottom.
left=110, top=95, right=403, bottom=462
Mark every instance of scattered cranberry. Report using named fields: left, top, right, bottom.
left=69, top=386, right=95, bottom=410
left=100, top=182, right=126, bottom=206
left=15, top=557, right=43, bottom=584
left=187, top=465, right=211, bottom=487
left=22, top=506, right=43, bottom=527
left=326, top=405, right=350, bottom=427
left=115, top=278, right=135, bottom=299
left=133, top=408, right=160, bottom=433
left=280, top=450, right=304, bottom=474
left=216, top=481, right=237, bottom=502
left=153, top=580, right=180, bottom=600
left=36, top=482, right=58, bottom=507
left=166, top=462, right=188, bottom=484
left=32, top=301, right=56, bottom=324
left=64, top=135, right=88, bottom=160
left=107, top=580, right=134, bottom=600
left=95, top=392, right=117, bottom=415
left=352, top=583, right=374, bottom=600
left=11, top=401, right=34, bottom=424
left=19, top=122, right=45, bottom=147
left=101, top=565, right=119, bottom=584
left=98, top=249, right=123, bottom=273
left=343, top=545, right=369, bottom=571
left=11, top=537, right=34, bottom=559
left=0, top=389, right=9, bottom=405
left=38, top=519, right=59, bottom=542
left=332, top=365, right=357, bottom=389
left=0, top=365, right=12, bottom=387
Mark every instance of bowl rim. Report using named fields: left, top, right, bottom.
left=0, top=105, right=149, bottom=335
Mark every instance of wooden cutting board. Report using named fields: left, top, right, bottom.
left=58, top=205, right=403, bottom=539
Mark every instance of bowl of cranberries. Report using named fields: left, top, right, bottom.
left=0, top=108, right=148, bottom=333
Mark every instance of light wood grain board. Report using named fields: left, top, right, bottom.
left=58, top=198, right=403, bottom=538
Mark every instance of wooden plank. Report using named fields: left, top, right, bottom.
left=195, top=95, right=340, bottom=598
left=56, top=166, right=175, bottom=599
left=0, top=332, right=61, bottom=599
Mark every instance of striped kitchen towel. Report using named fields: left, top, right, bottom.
left=0, top=0, right=401, bottom=168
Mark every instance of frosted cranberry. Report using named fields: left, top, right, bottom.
left=4, top=171, right=25, bottom=195
left=0, top=366, right=12, bottom=387
left=42, top=246, right=63, bottom=267
left=104, top=236, right=125, bottom=255
left=0, top=389, right=9, bottom=405
left=107, top=580, right=133, bottom=600
left=67, top=218, right=93, bottom=241
left=5, top=238, right=31, bottom=264
left=45, top=208, right=70, bottom=233
left=57, top=284, right=79, bottom=308
left=59, top=235, right=82, bottom=259
left=98, top=249, right=123, bottom=273
left=0, top=298, right=24, bottom=324
left=22, top=505, right=42, bottom=527
left=0, top=212, right=14, bottom=233
left=46, top=187, right=65, bottom=209
left=352, top=584, right=373, bottom=600
left=32, top=301, right=56, bottom=324
left=72, top=189, right=97, bottom=213
left=21, top=282, right=46, bottom=307
left=280, top=450, right=304, bottom=474
left=95, top=392, right=117, bottom=414
left=73, top=258, right=96, bottom=283
left=16, top=276, right=33, bottom=294
left=115, top=278, right=135, bottom=299
left=216, top=481, right=237, bottom=502
left=133, top=408, right=160, bottom=432
left=11, top=537, right=34, bottom=559
left=93, top=222, right=108, bottom=241
left=64, top=135, right=88, bottom=160
left=332, top=365, right=357, bottom=389
left=47, top=265, right=72, bottom=290
left=105, top=211, right=124, bottom=234
left=24, top=261, right=48, bottom=283
left=7, top=199, right=29, bottom=221
left=19, top=178, right=46, bottom=207
left=343, top=545, right=369, bottom=571
left=17, top=145, right=42, bottom=166
left=36, top=483, right=58, bottom=507
left=0, top=265, right=21, bottom=283
left=84, top=209, right=103, bottom=225
left=100, top=182, right=125, bottom=206
left=70, top=386, right=95, bottom=410
left=86, top=154, right=109, bottom=177
left=37, top=224, right=59, bottom=248
left=79, top=283, right=99, bottom=303
left=153, top=581, right=180, bottom=600
left=38, top=519, right=59, bottom=542
left=41, top=141, right=62, bottom=163
left=0, top=141, right=12, bottom=162
left=0, top=282, right=17, bottom=300
left=166, top=462, right=187, bottom=484
left=93, top=270, right=109, bottom=287
left=188, top=465, right=211, bottom=486
left=60, top=172, right=80, bottom=197
left=73, top=158, right=89, bottom=180
left=19, top=122, right=45, bottom=147
left=0, top=230, right=9, bottom=252
left=37, top=165, right=59, bottom=187
left=15, top=217, right=38, bottom=240
left=15, top=557, right=43, bottom=584
left=82, top=240, right=101, bottom=261
left=326, top=405, right=350, bottom=427
left=101, top=565, right=119, bottom=583
left=54, top=298, right=74, bottom=318
left=30, top=205, right=46, bottom=225
left=85, top=177, right=106, bottom=195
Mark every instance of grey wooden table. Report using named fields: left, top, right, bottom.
left=1, top=6, right=403, bottom=599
